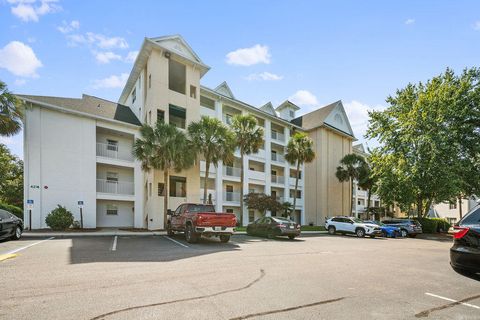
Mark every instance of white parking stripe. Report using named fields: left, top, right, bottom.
left=163, top=236, right=189, bottom=248
left=425, top=293, right=480, bottom=310
left=111, top=236, right=117, bottom=251
left=4, top=237, right=55, bottom=255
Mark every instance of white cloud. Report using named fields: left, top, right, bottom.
left=67, top=32, right=128, bottom=49
left=57, top=20, right=80, bottom=34
left=92, top=73, right=129, bottom=89
left=473, top=21, right=480, bottom=31
left=288, top=90, right=318, bottom=107
left=14, top=79, right=27, bottom=86
left=124, top=50, right=138, bottom=63
left=343, top=100, right=385, bottom=140
left=0, top=41, right=42, bottom=77
left=245, top=71, right=283, bottom=81
left=226, top=44, right=271, bottom=66
left=405, top=18, right=415, bottom=25
left=94, top=51, right=122, bottom=64
left=9, top=0, right=60, bottom=22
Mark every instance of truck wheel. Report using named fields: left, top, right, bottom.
left=219, top=235, right=230, bottom=243
left=185, top=225, right=199, bottom=243
left=12, top=226, right=22, bottom=240
left=356, top=228, right=365, bottom=238
left=166, top=223, right=174, bottom=236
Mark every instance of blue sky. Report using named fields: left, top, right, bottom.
left=1, top=0, right=480, bottom=158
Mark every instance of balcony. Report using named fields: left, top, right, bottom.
left=248, top=170, right=266, bottom=182
left=223, top=191, right=241, bottom=203
left=223, top=166, right=241, bottom=178
left=97, top=179, right=134, bottom=195
left=271, top=175, right=285, bottom=184
left=271, top=131, right=285, bottom=144
left=289, top=176, right=303, bottom=187
left=251, top=149, right=266, bottom=160
left=96, top=142, right=133, bottom=162
left=200, top=189, right=216, bottom=202
left=200, top=161, right=217, bottom=176
left=271, top=153, right=285, bottom=163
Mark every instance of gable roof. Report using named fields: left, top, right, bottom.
left=291, top=100, right=355, bottom=139
left=214, top=81, right=235, bottom=99
left=276, top=100, right=300, bottom=111
left=119, top=35, right=210, bottom=104
left=17, top=94, right=141, bottom=126
left=259, top=102, right=277, bottom=116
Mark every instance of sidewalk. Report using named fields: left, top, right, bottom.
left=23, top=229, right=327, bottom=238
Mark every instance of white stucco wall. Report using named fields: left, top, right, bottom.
left=96, top=200, right=134, bottom=227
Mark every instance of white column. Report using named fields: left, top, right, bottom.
left=265, top=120, right=272, bottom=216
left=300, top=162, right=305, bottom=225
left=354, top=181, right=358, bottom=218
left=242, top=155, right=249, bottom=225
left=134, top=132, right=145, bottom=228
left=284, top=127, right=291, bottom=214
left=214, top=100, right=224, bottom=212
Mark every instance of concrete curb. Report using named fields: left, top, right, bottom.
left=23, top=230, right=327, bottom=238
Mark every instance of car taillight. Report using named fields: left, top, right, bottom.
left=452, top=226, right=470, bottom=239
left=296, top=224, right=301, bottom=229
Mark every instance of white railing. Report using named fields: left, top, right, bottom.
left=200, top=161, right=217, bottom=174
left=271, top=175, right=285, bottom=184
left=96, top=179, right=134, bottom=195
left=271, top=131, right=285, bottom=143
left=275, top=196, right=286, bottom=203
left=96, top=142, right=134, bottom=162
left=200, top=189, right=216, bottom=202
left=271, top=153, right=285, bottom=163
left=249, top=170, right=266, bottom=181
left=223, top=166, right=241, bottom=177
left=251, top=149, right=266, bottom=159
left=289, top=176, right=303, bottom=186
left=224, top=191, right=241, bottom=202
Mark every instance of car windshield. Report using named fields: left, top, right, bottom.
left=352, top=218, right=363, bottom=223
left=460, top=207, right=480, bottom=225
left=188, top=205, right=215, bottom=213
left=272, top=217, right=293, bottom=224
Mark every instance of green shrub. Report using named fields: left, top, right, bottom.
left=430, top=218, right=451, bottom=232
left=45, top=205, right=74, bottom=230
left=0, top=202, right=23, bottom=219
left=415, top=218, right=438, bottom=233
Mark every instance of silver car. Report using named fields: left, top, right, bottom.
left=382, top=219, right=423, bottom=237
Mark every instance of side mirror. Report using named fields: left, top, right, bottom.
left=167, top=209, right=173, bottom=216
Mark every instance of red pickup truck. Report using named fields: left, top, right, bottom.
left=166, top=203, right=237, bottom=243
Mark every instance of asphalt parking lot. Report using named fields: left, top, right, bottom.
left=1, top=233, right=479, bottom=320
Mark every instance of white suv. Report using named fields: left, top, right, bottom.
left=325, top=216, right=382, bottom=238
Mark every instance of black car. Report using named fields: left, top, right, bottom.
left=382, top=219, right=423, bottom=237
left=450, top=206, right=480, bottom=275
left=246, top=216, right=301, bottom=240
left=0, top=209, right=23, bottom=241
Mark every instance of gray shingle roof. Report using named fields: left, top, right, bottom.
left=17, top=94, right=141, bottom=126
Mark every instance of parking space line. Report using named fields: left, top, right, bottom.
left=425, top=292, right=480, bottom=310
left=111, top=236, right=117, bottom=251
left=3, top=237, right=55, bottom=255
left=163, top=236, right=189, bottom=248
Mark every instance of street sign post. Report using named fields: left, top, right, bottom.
left=26, top=200, right=34, bottom=230
left=78, top=201, right=84, bottom=229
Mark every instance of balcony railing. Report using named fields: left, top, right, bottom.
left=97, top=179, right=134, bottom=195
left=223, top=166, right=241, bottom=177
left=271, top=175, right=285, bottom=184
left=224, top=191, right=241, bottom=202
left=271, top=131, right=285, bottom=143
left=96, top=142, right=133, bottom=162
left=200, top=189, right=216, bottom=202
left=271, top=153, right=285, bottom=163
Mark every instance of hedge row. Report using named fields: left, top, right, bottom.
left=414, top=217, right=451, bottom=233
left=0, top=202, right=23, bottom=219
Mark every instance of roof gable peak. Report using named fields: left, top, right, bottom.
left=214, top=81, right=235, bottom=99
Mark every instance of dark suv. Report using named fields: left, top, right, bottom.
left=450, top=206, right=480, bottom=275
left=382, top=219, right=423, bottom=238
left=0, top=209, right=23, bottom=241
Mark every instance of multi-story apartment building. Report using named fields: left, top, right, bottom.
left=20, top=35, right=355, bottom=229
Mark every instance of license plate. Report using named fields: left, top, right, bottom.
left=289, top=226, right=294, bottom=229
left=214, top=226, right=223, bottom=231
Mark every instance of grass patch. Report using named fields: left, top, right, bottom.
left=301, top=225, right=326, bottom=231
left=235, top=227, right=247, bottom=232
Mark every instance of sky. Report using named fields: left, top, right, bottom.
left=1, top=0, right=480, bottom=158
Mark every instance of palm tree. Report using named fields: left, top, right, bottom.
left=285, top=132, right=315, bottom=219
left=231, top=114, right=264, bottom=225
left=188, top=116, right=235, bottom=204
left=133, top=122, right=195, bottom=227
left=0, top=80, right=23, bottom=137
left=335, top=153, right=367, bottom=217
left=357, top=161, right=377, bottom=214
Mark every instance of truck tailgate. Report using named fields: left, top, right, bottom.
left=197, top=213, right=237, bottom=227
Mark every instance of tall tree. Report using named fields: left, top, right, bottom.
left=188, top=116, right=235, bottom=204
left=335, top=154, right=366, bottom=217
left=231, top=114, right=264, bottom=225
left=0, top=144, right=23, bottom=207
left=367, top=68, right=480, bottom=217
left=285, top=132, right=315, bottom=218
left=357, top=159, right=377, bottom=213
left=133, top=122, right=194, bottom=227
left=0, top=80, right=23, bottom=137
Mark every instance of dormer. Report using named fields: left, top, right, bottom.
left=259, top=102, right=277, bottom=116
left=276, top=100, right=300, bottom=121
left=214, top=81, right=235, bottom=99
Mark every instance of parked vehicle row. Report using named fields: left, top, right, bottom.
left=0, top=209, right=23, bottom=241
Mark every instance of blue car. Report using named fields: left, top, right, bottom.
left=364, top=220, right=401, bottom=238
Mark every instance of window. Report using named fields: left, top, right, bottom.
left=374, top=200, right=380, bottom=207
left=271, top=210, right=277, bottom=217
left=106, top=139, right=118, bottom=151
left=148, top=110, right=152, bottom=124
left=106, top=172, right=118, bottom=183
left=157, top=109, right=165, bottom=123
left=200, top=96, right=215, bottom=110
left=168, top=59, right=186, bottom=94
left=290, top=170, right=302, bottom=179
left=158, top=183, right=165, bottom=196
left=0, top=210, right=11, bottom=219
left=226, top=209, right=234, bottom=213
left=449, top=202, right=457, bottom=210
left=290, top=189, right=301, bottom=199
left=461, top=207, right=480, bottom=225
left=148, top=74, right=151, bottom=88
left=271, top=150, right=277, bottom=161
left=149, top=183, right=152, bottom=197
left=170, top=176, right=186, bottom=197
left=226, top=185, right=234, bottom=201
left=190, top=85, right=197, bottom=99
left=249, top=188, right=255, bottom=193
left=169, top=104, right=186, bottom=129
left=225, top=114, right=233, bottom=125
left=132, top=88, right=136, bottom=103
left=249, top=167, right=255, bottom=171
left=106, top=204, right=118, bottom=215
left=289, top=110, right=294, bottom=118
